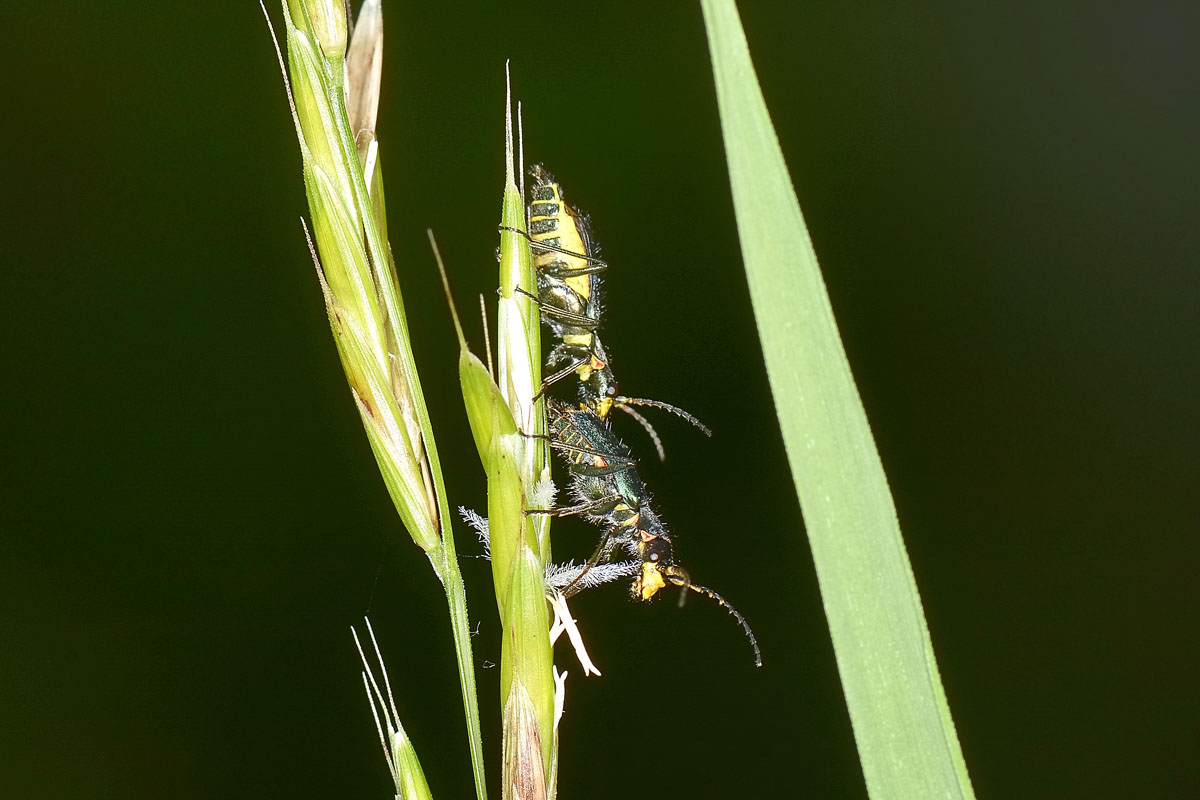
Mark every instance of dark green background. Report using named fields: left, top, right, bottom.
left=3, top=2, right=1196, bottom=797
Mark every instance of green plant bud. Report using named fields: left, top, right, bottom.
left=391, top=722, right=434, bottom=800
left=309, top=0, right=348, bottom=59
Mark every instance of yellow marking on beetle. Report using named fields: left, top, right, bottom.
left=529, top=181, right=592, bottom=300
left=635, top=563, right=667, bottom=601
left=561, top=333, right=591, bottom=347
left=562, top=333, right=596, bottom=381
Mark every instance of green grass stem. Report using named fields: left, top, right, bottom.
left=442, top=75, right=556, bottom=798
left=275, top=3, right=487, bottom=796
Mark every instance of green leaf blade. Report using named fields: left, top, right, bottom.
left=701, top=2, right=976, bottom=798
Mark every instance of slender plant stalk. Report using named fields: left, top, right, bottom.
left=701, top=2, right=976, bottom=798
left=453, top=76, right=556, bottom=800
left=272, top=2, right=486, bottom=797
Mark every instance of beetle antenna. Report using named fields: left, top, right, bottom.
left=667, top=570, right=761, bottom=667
left=614, top=404, right=666, bottom=460
left=614, top=397, right=712, bottom=437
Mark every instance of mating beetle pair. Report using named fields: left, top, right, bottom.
left=510, top=165, right=760, bottom=666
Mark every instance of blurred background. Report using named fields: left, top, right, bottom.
left=2, top=1, right=1196, bottom=797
